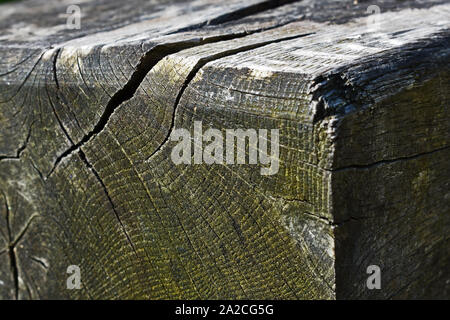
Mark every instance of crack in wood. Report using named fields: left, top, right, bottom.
left=46, top=10, right=315, bottom=178
left=145, top=31, right=314, bottom=162
left=10, top=214, right=39, bottom=248
left=0, top=51, right=46, bottom=106
left=76, top=150, right=139, bottom=258
left=47, top=31, right=298, bottom=177
left=331, top=145, right=450, bottom=172
left=29, top=256, right=49, bottom=270
left=1, top=191, right=18, bottom=300
left=7, top=245, right=19, bottom=300
left=0, top=121, right=35, bottom=161
left=169, top=0, right=302, bottom=34
left=0, top=191, right=40, bottom=300
left=52, top=48, right=61, bottom=90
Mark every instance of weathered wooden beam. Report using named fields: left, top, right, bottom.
left=0, top=0, right=448, bottom=299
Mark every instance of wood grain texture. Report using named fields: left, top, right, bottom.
left=0, top=0, right=449, bottom=299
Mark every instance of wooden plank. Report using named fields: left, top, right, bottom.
left=0, top=0, right=448, bottom=299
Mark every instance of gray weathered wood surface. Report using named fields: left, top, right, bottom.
left=0, top=0, right=449, bottom=299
